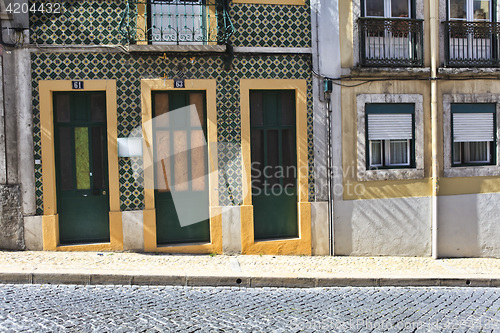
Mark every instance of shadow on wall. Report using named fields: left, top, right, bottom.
left=437, top=191, right=500, bottom=258
left=334, top=189, right=431, bottom=257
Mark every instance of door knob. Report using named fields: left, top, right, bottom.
left=102, top=190, right=107, bottom=195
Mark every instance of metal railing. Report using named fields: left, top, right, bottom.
left=444, top=21, right=500, bottom=67
left=358, top=17, right=424, bottom=67
left=120, top=0, right=233, bottom=45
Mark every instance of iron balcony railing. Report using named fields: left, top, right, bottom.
left=120, top=0, right=233, bottom=45
left=444, top=21, right=500, bottom=67
left=358, top=17, right=424, bottom=67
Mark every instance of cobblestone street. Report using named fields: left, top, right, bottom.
left=1, top=285, right=500, bottom=332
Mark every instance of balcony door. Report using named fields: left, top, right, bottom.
left=448, top=0, right=494, bottom=63
left=150, top=0, right=206, bottom=44
left=363, top=0, right=415, bottom=62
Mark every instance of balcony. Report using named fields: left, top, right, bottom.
left=358, top=17, right=424, bottom=67
left=120, top=0, right=233, bottom=45
left=445, top=21, right=500, bottom=67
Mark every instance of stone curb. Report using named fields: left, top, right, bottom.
left=1, top=273, right=500, bottom=288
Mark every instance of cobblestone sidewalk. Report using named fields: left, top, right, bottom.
left=1, top=251, right=500, bottom=287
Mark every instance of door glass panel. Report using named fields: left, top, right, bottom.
left=282, top=129, right=295, bottom=186
left=191, top=130, right=206, bottom=191
left=155, top=93, right=170, bottom=128
left=250, top=91, right=264, bottom=127
left=74, top=127, right=90, bottom=190
left=155, top=131, right=171, bottom=192
left=450, top=0, right=467, bottom=19
left=190, top=93, right=205, bottom=127
left=264, top=93, right=279, bottom=127
left=251, top=129, right=264, bottom=188
left=91, top=127, right=105, bottom=190
left=267, top=130, right=279, bottom=185
left=90, top=94, right=106, bottom=122
left=59, top=127, right=74, bottom=191
left=56, top=94, right=71, bottom=123
left=281, top=91, right=295, bottom=127
left=173, top=130, right=188, bottom=191
left=366, top=0, right=384, bottom=16
left=392, top=0, right=409, bottom=17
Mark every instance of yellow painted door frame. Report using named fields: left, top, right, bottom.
left=141, top=79, right=222, bottom=254
left=39, top=79, right=123, bottom=251
left=240, top=79, right=311, bottom=255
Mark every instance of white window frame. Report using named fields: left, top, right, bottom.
left=448, top=0, right=492, bottom=21
left=364, top=0, right=412, bottom=18
left=443, top=94, right=500, bottom=177
left=357, top=94, right=424, bottom=181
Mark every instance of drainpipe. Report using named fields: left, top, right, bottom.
left=430, top=0, right=439, bottom=259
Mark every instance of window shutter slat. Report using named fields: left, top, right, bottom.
left=368, top=114, right=413, bottom=140
left=453, top=113, right=494, bottom=142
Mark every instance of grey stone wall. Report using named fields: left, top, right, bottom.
left=0, top=185, right=25, bottom=250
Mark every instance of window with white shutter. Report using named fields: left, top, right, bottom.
left=366, top=103, right=415, bottom=168
left=452, top=103, right=496, bottom=166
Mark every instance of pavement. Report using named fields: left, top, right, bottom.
left=1, top=251, right=500, bottom=288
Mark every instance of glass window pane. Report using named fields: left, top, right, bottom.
left=468, top=141, right=489, bottom=162
left=366, top=0, right=384, bottom=16
left=189, top=92, right=205, bottom=128
left=75, top=127, right=90, bottom=190
left=154, top=93, right=170, bottom=128
left=473, top=0, right=489, bottom=20
left=370, top=140, right=382, bottom=166
left=250, top=91, right=264, bottom=127
left=281, top=90, right=296, bottom=127
left=190, top=130, right=206, bottom=191
left=251, top=129, right=264, bottom=189
left=155, top=131, right=171, bottom=192
left=91, top=127, right=105, bottom=190
left=453, top=142, right=462, bottom=164
left=450, top=0, right=467, bottom=19
left=90, top=93, right=106, bottom=122
left=389, top=139, right=409, bottom=165
left=391, top=0, right=409, bottom=17
left=282, top=129, right=296, bottom=186
left=267, top=130, right=279, bottom=185
left=173, top=130, right=188, bottom=191
left=59, top=127, right=74, bottom=190
left=55, top=94, right=70, bottom=123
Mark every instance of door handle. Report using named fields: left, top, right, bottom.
left=102, top=190, right=107, bottom=195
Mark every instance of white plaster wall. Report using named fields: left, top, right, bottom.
left=438, top=193, right=500, bottom=258
left=122, top=210, right=144, bottom=251
left=311, top=202, right=329, bottom=255
left=23, top=215, right=42, bottom=250
left=334, top=197, right=432, bottom=256
left=222, top=206, right=241, bottom=254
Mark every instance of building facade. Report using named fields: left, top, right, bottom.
left=1, top=0, right=331, bottom=255
left=313, top=0, right=500, bottom=258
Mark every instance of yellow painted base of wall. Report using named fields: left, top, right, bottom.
left=240, top=203, right=312, bottom=255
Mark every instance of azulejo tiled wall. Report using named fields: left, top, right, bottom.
left=29, top=0, right=311, bottom=48
left=31, top=52, right=314, bottom=214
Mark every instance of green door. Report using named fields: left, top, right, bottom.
left=250, top=90, right=298, bottom=240
left=54, top=92, right=110, bottom=244
left=153, top=91, right=210, bottom=245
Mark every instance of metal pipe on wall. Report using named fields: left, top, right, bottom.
left=430, top=0, right=440, bottom=259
